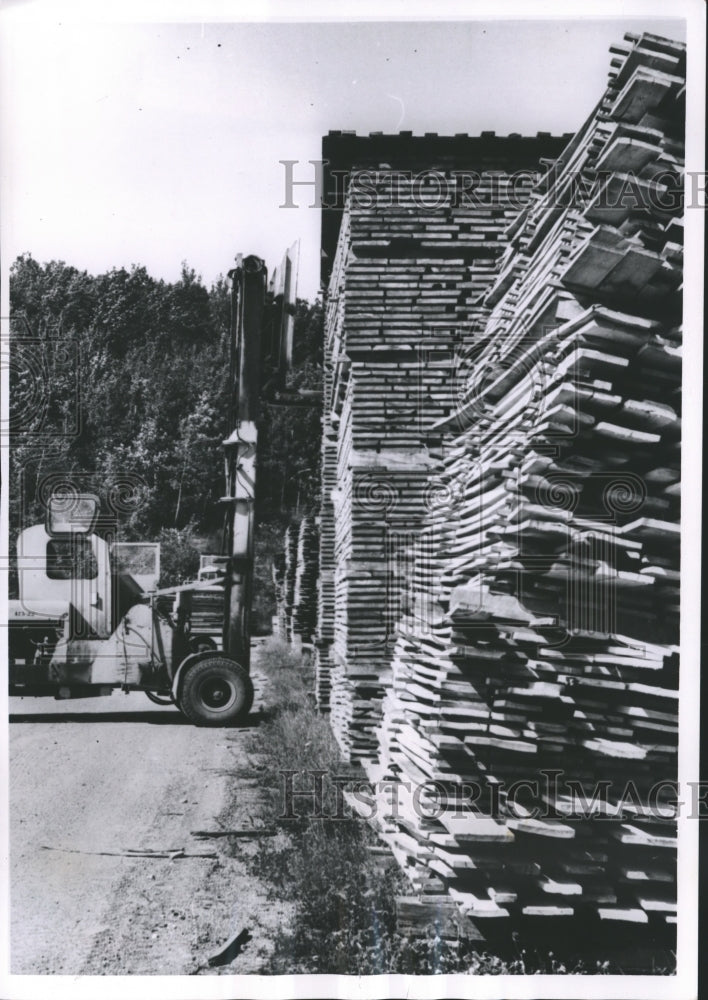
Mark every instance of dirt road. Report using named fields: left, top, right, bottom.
left=8, top=668, right=292, bottom=975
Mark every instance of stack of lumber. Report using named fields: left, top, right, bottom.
left=281, top=525, right=299, bottom=640
left=317, top=135, right=568, bottom=759
left=291, top=517, right=319, bottom=643
left=272, top=556, right=287, bottom=638
left=314, top=283, right=344, bottom=710
left=188, top=588, right=225, bottom=639
left=367, top=31, right=683, bottom=941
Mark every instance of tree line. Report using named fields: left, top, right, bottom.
left=9, top=254, right=322, bottom=614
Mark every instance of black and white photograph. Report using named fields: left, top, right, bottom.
left=0, top=2, right=703, bottom=997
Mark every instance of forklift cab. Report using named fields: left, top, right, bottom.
left=14, top=494, right=160, bottom=640
left=15, top=494, right=112, bottom=638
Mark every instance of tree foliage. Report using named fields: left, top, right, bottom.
left=155, top=525, right=202, bottom=588
left=9, top=254, right=323, bottom=602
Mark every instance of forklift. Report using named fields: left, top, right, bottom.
left=8, top=246, right=299, bottom=726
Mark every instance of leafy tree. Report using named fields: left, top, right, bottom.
left=156, top=525, right=201, bottom=587
left=8, top=254, right=323, bottom=623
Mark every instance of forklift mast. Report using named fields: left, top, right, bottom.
left=222, top=254, right=266, bottom=672
left=221, top=243, right=298, bottom=673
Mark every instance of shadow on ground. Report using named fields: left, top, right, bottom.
left=9, top=710, right=265, bottom=727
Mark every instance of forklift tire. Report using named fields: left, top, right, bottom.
left=178, top=656, right=253, bottom=727
left=145, top=690, right=175, bottom=707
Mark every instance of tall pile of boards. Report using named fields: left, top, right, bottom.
left=291, top=516, right=320, bottom=643
left=361, top=32, right=684, bottom=947
left=274, top=518, right=320, bottom=643
left=314, top=130, right=571, bottom=757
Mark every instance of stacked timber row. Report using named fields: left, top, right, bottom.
left=314, top=228, right=347, bottom=709
left=365, top=32, right=684, bottom=945
left=316, top=132, right=571, bottom=756
left=279, top=524, right=299, bottom=639
left=291, top=516, right=319, bottom=643
left=272, top=556, right=287, bottom=638
left=275, top=518, right=321, bottom=642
